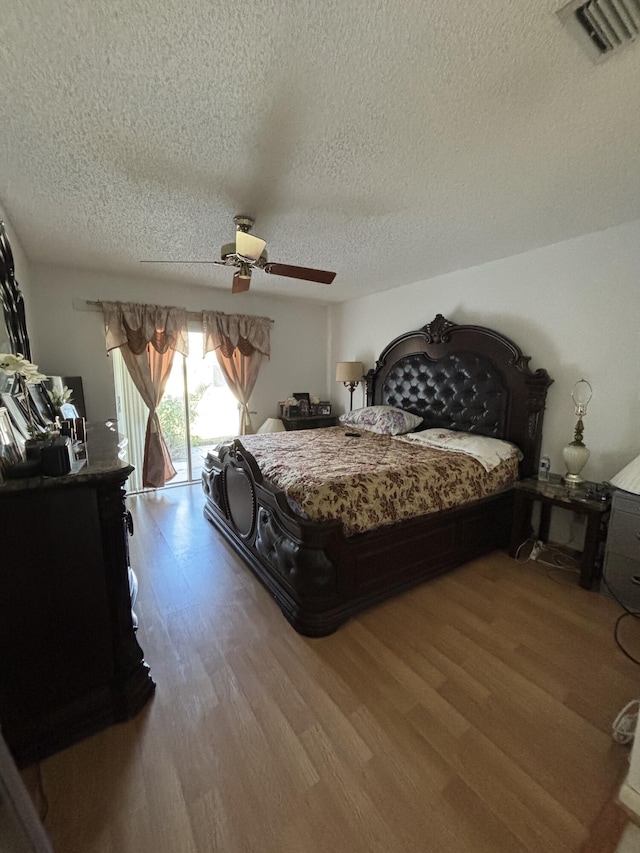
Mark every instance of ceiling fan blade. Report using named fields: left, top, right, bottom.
left=232, top=272, right=251, bottom=294
left=262, top=263, right=336, bottom=284
left=236, top=231, right=266, bottom=262
left=140, top=259, right=228, bottom=265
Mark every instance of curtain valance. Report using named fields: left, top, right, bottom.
left=99, top=302, right=274, bottom=457
left=102, top=301, right=189, bottom=356
left=202, top=311, right=271, bottom=359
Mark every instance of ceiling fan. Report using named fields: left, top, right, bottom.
left=141, top=215, right=336, bottom=294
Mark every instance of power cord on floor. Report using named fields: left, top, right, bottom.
left=613, top=700, right=640, bottom=744
left=601, top=566, right=640, bottom=747
left=514, top=538, right=580, bottom=583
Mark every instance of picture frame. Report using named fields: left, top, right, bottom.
left=293, top=393, right=310, bottom=416
left=0, top=407, right=21, bottom=467
left=16, top=392, right=47, bottom=435
left=27, top=382, right=56, bottom=424
left=60, top=402, right=79, bottom=419
left=0, top=392, right=30, bottom=443
left=318, top=403, right=332, bottom=415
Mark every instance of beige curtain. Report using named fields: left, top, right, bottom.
left=202, top=311, right=271, bottom=435
left=102, top=301, right=188, bottom=488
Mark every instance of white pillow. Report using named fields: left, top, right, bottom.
left=339, top=405, right=423, bottom=435
left=393, top=428, right=523, bottom=471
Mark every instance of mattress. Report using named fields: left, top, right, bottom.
left=237, top=426, right=519, bottom=535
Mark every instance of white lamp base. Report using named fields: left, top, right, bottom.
left=562, top=442, right=590, bottom=485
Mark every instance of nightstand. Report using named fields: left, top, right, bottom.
left=281, top=415, right=338, bottom=430
left=509, top=474, right=611, bottom=589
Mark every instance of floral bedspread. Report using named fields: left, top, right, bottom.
left=237, top=426, right=518, bottom=536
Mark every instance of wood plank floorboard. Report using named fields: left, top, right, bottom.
left=27, top=484, right=640, bottom=852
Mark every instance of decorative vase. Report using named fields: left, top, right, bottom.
left=562, top=441, right=590, bottom=484
left=24, top=438, right=44, bottom=462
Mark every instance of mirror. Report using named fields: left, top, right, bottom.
left=0, top=219, right=31, bottom=362
left=0, top=223, right=56, bottom=425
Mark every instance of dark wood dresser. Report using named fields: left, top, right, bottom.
left=0, top=424, right=155, bottom=766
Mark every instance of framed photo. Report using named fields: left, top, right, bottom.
left=0, top=392, right=30, bottom=443
left=285, top=404, right=300, bottom=418
left=60, top=402, right=79, bottom=419
left=0, top=407, right=21, bottom=467
left=28, top=382, right=56, bottom=424
left=293, top=393, right=310, bottom=416
left=318, top=403, right=332, bottom=415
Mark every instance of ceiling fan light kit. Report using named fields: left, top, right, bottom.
left=141, top=214, right=336, bottom=294
left=235, top=220, right=267, bottom=262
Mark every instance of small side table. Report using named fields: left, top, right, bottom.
left=509, top=474, right=611, bottom=589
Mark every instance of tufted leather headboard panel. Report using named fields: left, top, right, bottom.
left=366, top=314, right=553, bottom=478
left=380, top=351, right=508, bottom=437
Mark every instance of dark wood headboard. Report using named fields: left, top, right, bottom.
left=365, top=314, right=553, bottom=478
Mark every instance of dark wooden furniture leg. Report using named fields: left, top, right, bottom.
left=509, top=491, right=530, bottom=557
left=580, top=514, right=602, bottom=590
left=539, top=503, right=552, bottom=542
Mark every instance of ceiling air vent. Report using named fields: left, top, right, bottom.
left=557, top=0, right=640, bottom=61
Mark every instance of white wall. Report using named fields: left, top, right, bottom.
left=16, top=217, right=640, bottom=487
left=26, top=264, right=330, bottom=428
left=331, top=219, right=640, bottom=486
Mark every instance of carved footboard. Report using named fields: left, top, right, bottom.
left=202, top=439, right=514, bottom=636
left=202, top=440, right=352, bottom=635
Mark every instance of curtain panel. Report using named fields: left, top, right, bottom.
left=202, top=311, right=271, bottom=435
left=101, top=301, right=188, bottom=488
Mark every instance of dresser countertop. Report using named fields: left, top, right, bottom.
left=0, top=422, right=132, bottom=493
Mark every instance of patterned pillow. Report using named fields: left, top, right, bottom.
left=339, top=405, right=423, bottom=435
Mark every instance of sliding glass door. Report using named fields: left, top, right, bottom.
left=113, top=330, right=238, bottom=492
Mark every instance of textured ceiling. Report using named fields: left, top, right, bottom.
left=2, top=0, right=640, bottom=303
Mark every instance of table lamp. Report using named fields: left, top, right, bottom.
left=336, top=362, right=363, bottom=411
left=562, top=378, right=592, bottom=485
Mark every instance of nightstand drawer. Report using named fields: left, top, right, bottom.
left=606, top=510, right=640, bottom=560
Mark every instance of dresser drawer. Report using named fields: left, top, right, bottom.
left=602, top=553, right=640, bottom=610
left=613, top=493, right=640, bottom=516
left=606, top=510, right=640, bottom=560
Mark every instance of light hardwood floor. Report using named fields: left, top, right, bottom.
left=31, top=484, right=640, bottom=852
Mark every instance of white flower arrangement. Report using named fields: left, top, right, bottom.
left=48, top=384, right=73, bottom=410
left=0, top=353, right=48, bottom=438
left=0, top=353, right=47, bottom=385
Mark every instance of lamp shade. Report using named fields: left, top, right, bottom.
left=257, top=417, right=285, bottom=434
left=336, top=362, right=363, bottom=383
left=610, top=454, right=640, bottom=495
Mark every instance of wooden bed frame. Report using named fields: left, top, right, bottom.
left=202, top=314, right=552, bottom=636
